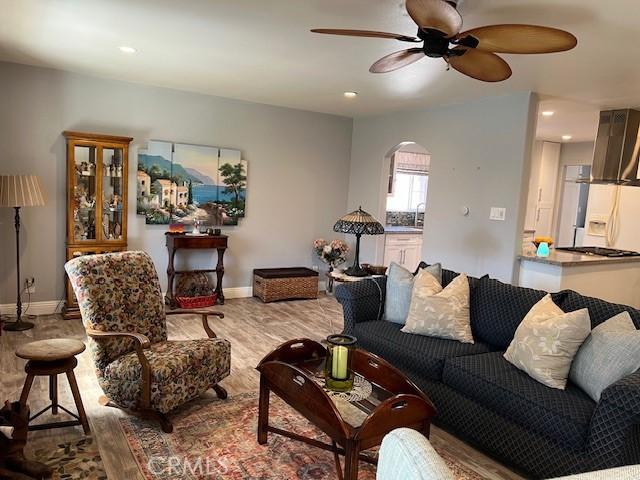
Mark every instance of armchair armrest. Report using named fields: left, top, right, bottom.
left=378, top=428, right=454, bottom=480
left=86, top=329, right=151, bottom=348
left=588, top=370, right=640, bottom=467
left=166, top=310, right=224, bottom=339
left=86, top=329, right=153, bottom=409
left=335, top=277, right=386, bottom=335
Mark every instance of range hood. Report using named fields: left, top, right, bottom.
left=583, top=109, right=640, bottom=185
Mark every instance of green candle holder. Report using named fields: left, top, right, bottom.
left=324, top=334, right=357, bottom=392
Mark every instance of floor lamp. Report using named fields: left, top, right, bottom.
left=0, top=175, right=46, bottom=332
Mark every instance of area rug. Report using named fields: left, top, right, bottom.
left=33, top=436, right=107, bottom=480
left=120, top=392, right=482, bottom=480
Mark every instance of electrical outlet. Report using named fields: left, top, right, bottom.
left=489, top=207, right=507, bottom=221
left=25, top=277, right=35, bottom=294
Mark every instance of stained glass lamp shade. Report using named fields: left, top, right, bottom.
left=333, top=207, right=384, bottom=277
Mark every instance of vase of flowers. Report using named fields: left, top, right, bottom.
left=314, top=238, right=350, bottom=272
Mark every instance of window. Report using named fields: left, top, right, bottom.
left=386, top=173, right=428, bottom=212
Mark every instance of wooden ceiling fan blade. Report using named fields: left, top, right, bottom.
left=460, top=25, right=577, bottom=54
left=311, top=29, right=419, bottom=43
left=447, top=47, right=512, bottom=82
left=370, top=48, right=426, bottom=73
left=405, top=0, right=463, bottom=38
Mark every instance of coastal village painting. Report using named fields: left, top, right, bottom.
left=136, top=140, right=247, bottom=226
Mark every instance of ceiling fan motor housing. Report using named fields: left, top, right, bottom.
left=418, top=29, right=450, bottom=57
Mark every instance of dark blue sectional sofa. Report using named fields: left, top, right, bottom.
left=335, top=265, right=640, bottom=479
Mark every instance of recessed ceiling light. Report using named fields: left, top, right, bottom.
left=542, top=111, right=555, bottom=117
left=562, top=135, right=573, bottom=141
left=118, top=46, right=136, bottom=54
left=343, top=91, right=358, bottom=98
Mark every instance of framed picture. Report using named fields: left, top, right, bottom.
left=217, top=149, right=247, bottom=226
left=136, top=141, right=174, bottom=225
left=136, top=141, right=247, bottom=227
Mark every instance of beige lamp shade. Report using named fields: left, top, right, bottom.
left=0, top=175, right=46, bottom=207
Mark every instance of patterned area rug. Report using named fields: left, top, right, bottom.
left=33, top=437, right=107, bottom=480
left=120, top=392, right=482, bottom=480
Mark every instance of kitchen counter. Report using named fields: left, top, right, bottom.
left=518, top=250, right=640, bottom=308
left=384, top=225, right=423, bottom=234
left=518, top=250, right=640, bottom=267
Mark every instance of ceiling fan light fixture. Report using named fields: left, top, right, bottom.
left=343, top=91, right=358, bottom=98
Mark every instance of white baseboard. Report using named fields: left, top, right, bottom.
left=0, top=300, right=63, bottom=317
left=0, top=287, right=257, bottom=317
left=224, top=286, right=253, bottom=299
left=0, top=283, right=326, bottom=317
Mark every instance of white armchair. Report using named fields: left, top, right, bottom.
left=377, top=428, right=454, bottom=480
left=377, top=428, right=640, bottom=480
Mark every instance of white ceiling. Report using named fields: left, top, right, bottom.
left=536, top=97, right=600, bottom=143
left=1, top=0, right=639, bottom=124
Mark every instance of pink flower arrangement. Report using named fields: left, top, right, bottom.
left=313, top=238, right=349, bottom=267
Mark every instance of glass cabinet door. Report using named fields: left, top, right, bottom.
left=73, top=145, right=98, bottom=241
left=101, top=147, right=125, bottom=241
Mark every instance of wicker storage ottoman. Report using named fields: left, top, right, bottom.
left=253, top=267, right=319, bottom=303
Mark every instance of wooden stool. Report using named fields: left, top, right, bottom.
left=16, top=339, right=90, bottom=434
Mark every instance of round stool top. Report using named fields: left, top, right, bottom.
left=16, top=339, right=86, bottom=361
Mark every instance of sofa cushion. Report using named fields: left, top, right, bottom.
left=385, top=262, right=442, bottom=325
left=442, top=352, right=596, bottom=450
left=403, top=273, right=474, bottom=344
left=470, top=277, right=549, bottom=349
left=353, top=320, right=493, bottom=380
left=557, top=290, right=640, bottom=328
left=570, top=311, right=640, bottom=402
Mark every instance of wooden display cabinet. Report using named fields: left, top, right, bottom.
left=63, top=131, right=133, bottom=319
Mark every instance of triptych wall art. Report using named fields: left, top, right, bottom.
left=136, top=140, right=247, bottom=226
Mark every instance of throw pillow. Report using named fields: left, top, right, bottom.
left=385, top=262, right=442, bottom=325
left=504, top=294, right=591, bottom=390
left=402, top=272, right=474, bottom=344
left=570, top=312, right=640, bottom=401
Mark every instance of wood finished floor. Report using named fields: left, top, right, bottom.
left=0, top=295, right=524, bottom=480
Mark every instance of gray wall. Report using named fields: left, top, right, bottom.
left=0, top=62, right=353, bottom=304
left=348, top=92, right=538, bottom=282
left=560, top=142, right=594, bottom=167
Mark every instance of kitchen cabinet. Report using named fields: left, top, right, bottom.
left=535, top=142, right=562, bottom=236
left=384, top=233, right=423, bottom=270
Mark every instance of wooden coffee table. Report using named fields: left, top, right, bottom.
left=256, top=338, right=436, bottom=479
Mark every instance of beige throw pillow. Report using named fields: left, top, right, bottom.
left=402, top=273, right=473, bottom=344
left=504, top=294, right=591, bottom=390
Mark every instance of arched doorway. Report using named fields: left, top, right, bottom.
left=378, top=142, right=430, bottom=269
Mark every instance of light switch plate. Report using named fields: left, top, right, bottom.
left=490, top=207, right=506, bottom=221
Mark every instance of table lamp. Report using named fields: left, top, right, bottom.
left=0, top=175, right=46, bottom=331
left=333, top=206, right=385, bottom=277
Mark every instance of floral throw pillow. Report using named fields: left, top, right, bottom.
left=504, top=294, right=591, bottom=390
left=402, top=272, right=473, bottom=344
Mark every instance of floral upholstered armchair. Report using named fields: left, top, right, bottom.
left=65, top=251, right=231, bottom=433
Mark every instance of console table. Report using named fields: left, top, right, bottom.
left=165, top=233, right=227, bottom=308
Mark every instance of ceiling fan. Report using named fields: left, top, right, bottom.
left=311, top=0, right=577, bottom=82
